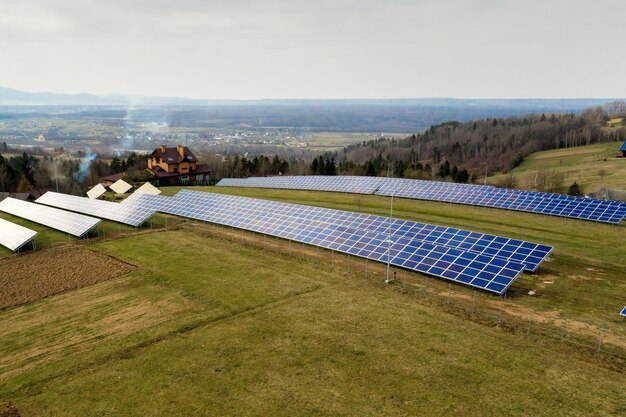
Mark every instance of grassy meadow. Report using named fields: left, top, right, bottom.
left=1, top=187, right=625, bottom=416
left=489, top=142, right=626, bottom=192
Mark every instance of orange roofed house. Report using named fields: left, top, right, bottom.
left=147, top=145, right=213, bottom=186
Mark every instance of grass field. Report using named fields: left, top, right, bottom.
left=1, top=187, right=625, bottom=416
left=489, top=142, right=626, bottom=192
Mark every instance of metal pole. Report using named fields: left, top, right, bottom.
left=484, top=163, right=488, bottom=186
left=386, top=194, right=394, bottom=284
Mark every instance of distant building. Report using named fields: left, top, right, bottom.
left=103, top=172, right=127, bottom=187
left=147, top=145, right=212, bottom=186
left=620, top=141, right=626, bottom=158
left=35, top=134, right=46, bottom=143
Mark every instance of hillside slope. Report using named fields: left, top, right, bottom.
left=488, top=142, right=626, bottom=193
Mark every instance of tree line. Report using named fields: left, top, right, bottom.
left=335, top=101, right=626, bottom=180
left=0, top=144, right=148, bottom=194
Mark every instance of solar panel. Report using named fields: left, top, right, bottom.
left=621, top=306, right=626, bottom=317
left=36, top=192, right=155, bottom=227
left=217, top=175, right=625, bottom=224
left=110, top=179, right=133, bottom=194
left=0, top=218, right=38, bottom=251
left=0, top=197, right=101, bottom=237
left=127, top=190, right=551, bottom=271
left=135, top=182, right=162, bottom=195
left=216, top=178, right=251, bottom=187
left=218, top=176, right=384, bottom=194
left=376, top=178, right=626, bottom=224
left=131, top=190, right=525, bottom=294
left=86, top=183, right=107, bottom=199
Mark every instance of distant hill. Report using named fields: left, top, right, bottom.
left=0, top=86, right=209, bottom=106
left=335, top=102, right=626, bottom=180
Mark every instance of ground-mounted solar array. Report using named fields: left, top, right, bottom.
left=376, top=178, right=626, bottom=224
left=123, top=190, right=557, bottom=294
left=0, top=218, right=38, bottom=251
left=217, top=175, right=626, bottom=224
left=0, top=197, right=101, bottom=237
left=36, top=192, right=156, bottom=227
left=217, top=175, right=383, bottom=194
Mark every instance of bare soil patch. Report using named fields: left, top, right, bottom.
left=0, top=403, right=20, bottom=417
left=0, top=247, right=135, bottom=310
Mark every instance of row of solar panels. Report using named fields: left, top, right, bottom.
left=216, top=176, right=626, bottom=224
left=87, top=181, right=160, bottom=199
left=120, top=189, right=556, bottom=294
left=0, top=184, right=163, bottom=251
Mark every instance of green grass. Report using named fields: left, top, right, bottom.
left=489, top=142, right=626, bottom=192
left=2, top=230, right=625, bottom=416
left=1, top=187, right=625, bottom=416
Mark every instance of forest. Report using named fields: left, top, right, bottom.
left=333, top=101, right=626, bottom=181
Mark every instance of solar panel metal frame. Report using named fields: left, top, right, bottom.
left=0, top=218, right=38, bottom=251
left=0, top=197, right=101, bottom=237
left=133, top=190, right=525, bottom=294
left=36, top=192, right=155, bottom=227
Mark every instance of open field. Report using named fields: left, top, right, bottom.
left=303, top=132, right=403, bottom=151
left=1, top=187, right=625, bottom=416
left=489, top=142, right=626, bottom=192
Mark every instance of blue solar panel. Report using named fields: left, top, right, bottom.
left=376, top=178, right=626, bottom=224
left=125, top=191, right=552, bottom=271
left=125, top=190, right=528, bottom=294
left=621, top=306, right=626, bottom=317
left=218, top=175, right=384, bottom=194
left=217, top=175, right=626, bottom=224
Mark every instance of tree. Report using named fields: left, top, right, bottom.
left=16, top=174, right=33, bottom=192
left=393, top=160, right=406, bottom=178
left=567, top=181, right=583, bottom=196
left=110, top=156, right=122, bottom=173
left=20, top=152, right=34, bottom=184
left=310, top=157, right=319, bottom=175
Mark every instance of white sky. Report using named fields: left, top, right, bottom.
left=1, top=0, right=625, bottom=99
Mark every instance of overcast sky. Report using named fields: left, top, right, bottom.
left=1, top=0, right=625, bottom=99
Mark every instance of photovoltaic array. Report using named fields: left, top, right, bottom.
left=217, top=176, right=626, bottom=224
left=124, top=190, right=554, bottom=294
left=376, top=178, right=626, bottom=224
left=0, top=197, right=101, bottom=237
left=219, top=175, right=383, bottom=194
left=0, top=218, right=38, bottom=251
left=36, top=192, right=156, bottom=227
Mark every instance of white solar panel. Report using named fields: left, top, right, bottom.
left=36, top=192, right=155, bottom=227
left=0, top=197, right=101, bottom=237
left=0, top=218, right=38, bottom=251
left=135, top=182, right=162, bottom=195
left=87, top=183, right=107, bottom=199
left=110, top=179, right=133, bottom=194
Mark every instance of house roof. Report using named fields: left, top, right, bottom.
left=620, top=141, right=626, bottom=152
left=149, top=164, right=213, bottom=178
left=103, top=172, right=127, bottom=182
left=150, top=146, right=198, bottom=164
